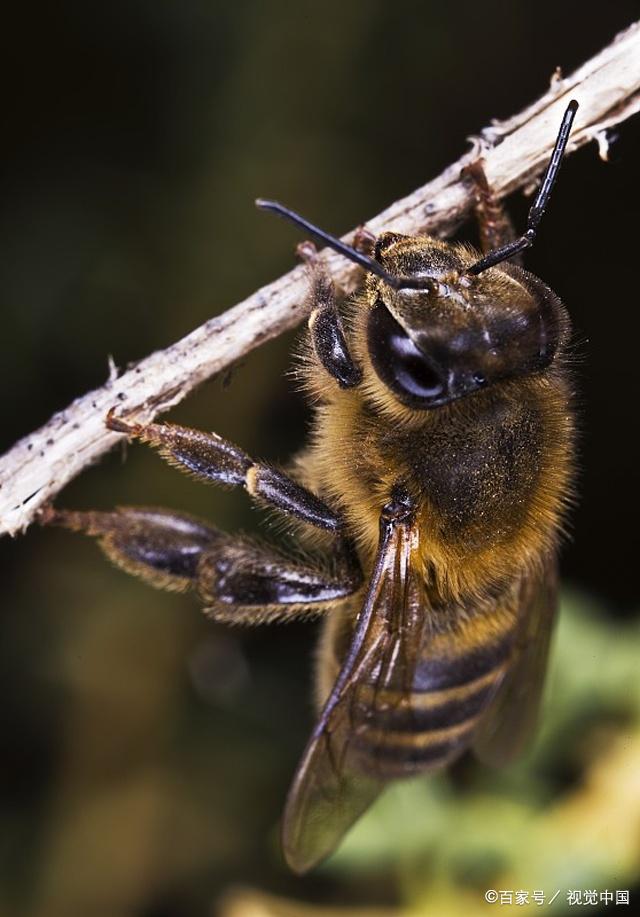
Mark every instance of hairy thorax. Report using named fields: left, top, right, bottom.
left=299, top=366, right=574, bottom=605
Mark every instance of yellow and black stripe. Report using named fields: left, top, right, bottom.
left=351, top=614, right=517, bottom=778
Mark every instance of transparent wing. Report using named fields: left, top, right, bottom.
left=282, top=511, right=424, bottom=874
left=473, top=559, right=559, bottom=767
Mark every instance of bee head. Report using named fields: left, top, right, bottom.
left=257, top=100, right=577, bottom=413
left=366, top=232, right=567, bottom=410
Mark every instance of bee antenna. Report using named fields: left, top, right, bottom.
left=256, top=199, right=435, bottom=291
left=467, top=100, right=579, bottom=276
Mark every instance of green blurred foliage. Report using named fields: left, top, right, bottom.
left=1, top=2, right=639, bottom=916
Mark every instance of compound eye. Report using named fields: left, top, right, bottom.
left=367, top=300, right=446, bottom=408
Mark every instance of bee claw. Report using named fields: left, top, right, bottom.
left=353, top=224, right=376, bottom=256
left=36, top=501, right=60, bottom=526
left=106, top=408, right=142, bottom=437
left=296, top=240, right=319, bottom=265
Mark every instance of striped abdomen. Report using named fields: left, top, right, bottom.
left=351, top=608, right=518, bottom=779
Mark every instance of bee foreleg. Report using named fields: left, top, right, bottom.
left=106, top=412, right=345, bottom=535
left=307, top=266, right=362, bottom=389
left=462, top=159, right=521, bottom=260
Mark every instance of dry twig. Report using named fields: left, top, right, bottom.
left=1, top=21, right=640, bottom=537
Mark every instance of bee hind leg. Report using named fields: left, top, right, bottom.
left=198, top=533, right=362, bottom=625
left=42, top=505, right=362, bottom=623
left=42, top=505, right=223, bottom=593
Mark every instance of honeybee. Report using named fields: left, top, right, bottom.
left=43, top=101, right=578, bottom=874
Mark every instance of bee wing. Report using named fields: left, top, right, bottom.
left=282, top=512, right=423, bottom=874
left=472, top=560, right=558, bottom=767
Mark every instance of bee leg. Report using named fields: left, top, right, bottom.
left=106, top=411, right=345, bottom=535
left=43, top=505, right=362, bottom=622
left=198, top=534, right=362, bottom=624
left=300, top=248, right=361, bottom=389
left=353, top=224, right=376, bottom=256
left=41, top=504, right=223, bottom=593
left=462, top=159, right=522, bottom=261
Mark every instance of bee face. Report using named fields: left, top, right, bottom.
left=367, top=232, right=567, bottom=410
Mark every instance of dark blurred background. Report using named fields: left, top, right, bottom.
left=1, top=3, right=639, bottom=916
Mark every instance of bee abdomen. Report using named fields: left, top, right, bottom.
left=353, top=622, right=516, bottom=777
